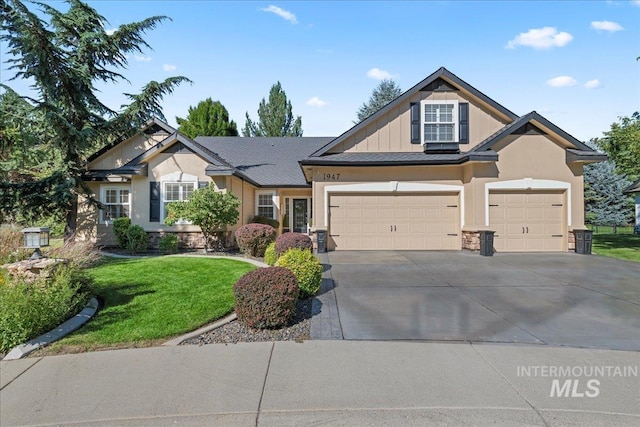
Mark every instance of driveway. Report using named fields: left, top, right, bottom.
left=315, top=251, right=640, bottom=350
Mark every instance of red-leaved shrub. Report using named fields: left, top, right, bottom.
left=233, top=267, right=299, bottom=329
left=274, top=232, right=313, bottom=257
left=235, top=224, right=276, bottom=257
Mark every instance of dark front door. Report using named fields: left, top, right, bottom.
left=293, top=199, right=308, bottom=233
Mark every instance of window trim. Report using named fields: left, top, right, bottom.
left=421, top=100, right=459, bottom=144
left=100, top=185, right=131, bottom=224
left=255, top=191, right=276, bottom=220
left=160, top=172, right=198, bottom=224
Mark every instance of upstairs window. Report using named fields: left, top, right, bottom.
left=421, top=101, right=458, bottom=143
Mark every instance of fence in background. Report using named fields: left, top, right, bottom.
left=586, top=225, right=635, bottom=235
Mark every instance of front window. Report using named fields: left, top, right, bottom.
left=422, top=101, right=458, bottom=143
left=101, top=187, right=130, bottom=223
left=163, top=182, right=195, bottom=221
left=257, top=192, right=275, bottom=219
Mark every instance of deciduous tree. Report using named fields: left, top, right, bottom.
left=242, top=82, right=302, bottom=137
left=176, top=98, right=238, bottom=138
left=595, top=112, right=640, bottom=181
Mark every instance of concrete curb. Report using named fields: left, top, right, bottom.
left=4, top=297, right=99, bottom=360
left=162, top=312, right=238, bottom=346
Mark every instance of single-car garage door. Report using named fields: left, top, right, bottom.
left=329, top=193, right=460, bottom=250
left=489, top=191, right=565, bottom=252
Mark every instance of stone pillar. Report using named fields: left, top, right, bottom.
left=462, top=230, right=480, bottom=251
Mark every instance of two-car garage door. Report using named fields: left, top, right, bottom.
left=329, top=193, right=460, bottom=250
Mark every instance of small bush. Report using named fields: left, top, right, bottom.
left=235, top=223, right=276, bottom=257
left=0, top=264, right=92, bottom=352
left=276, top=249, right=322, bottom=298
left=0, top=227, right=30, bottom=265
left=126, top=225, right=148, bottom=254
left=251, top=215, right=280, bottom=230
left=159, top=234, right=179, bottom=254
left=233, top=267, right=298, bottom=329
left=264, top=242, right=278, bottom=266
left=48, top=240, right=100, bottom=268
left=112, top=217, right=131, bottom=249
left=274, top=232, right=313, bottom=257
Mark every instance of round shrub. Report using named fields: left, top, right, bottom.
left=126, top=225, right=148, bottom=254
left=274, top=232, right=313, bottom=257
left=264, top=242, right=278, bottom=266
left=250, top=215, right=280, bottom=230
left=233, top=267, right=299, bottom=329
left=276, top=248, right=322, bottom=298
left=159, top=234, right=179, bottom=254
left=235, top=224, right=276, bottom=257
left=112, top=217, right=131, bottom=249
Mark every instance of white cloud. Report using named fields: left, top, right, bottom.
left=506, top=27, right=573, bottom=49
left=547, top=76, right=578, bottom=87
left=105, top=28, right=117, bottom=36
left=306, top=96, right=328, bottom=107
left=261, top=5, right=298, bottom=24
left=163, top=64, right=177, bottom=72
left=633, top=0, right=640, bottom=6
left=134, top=55, right=152, bottom=62
left=590, top=20, right=623, bottom=32
left=366, top=67, right=395, bottom=80
left=584, top=79, right=601, bottom=89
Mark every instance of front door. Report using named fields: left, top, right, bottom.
left=293, top=199, right=308, bottom=233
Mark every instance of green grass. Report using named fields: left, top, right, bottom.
left=592, top=234, right=640, bottom=262
left=47, top=256, right=255, bottom=352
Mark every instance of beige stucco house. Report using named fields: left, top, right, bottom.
left=80, top=67, right=605, bottom=252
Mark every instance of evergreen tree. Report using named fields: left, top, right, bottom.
left=242, top=81, right=302, bottom=137
left=176, top=98, right=238, bottom=138
left=0, top=0, right=190, bottom=238
left=584, top=160, right=634, bottom=225
left=355, top=79, right=402, bottom=123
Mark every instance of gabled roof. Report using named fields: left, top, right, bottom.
left=300, top=150, right=498, bottom=166
left=196, top=137, right=333, bottom=187
left=86, top=117, right=175, bottom=163
left=310, top=67, right=519, bottom=158
left=470, top=111, right=596, bottom=153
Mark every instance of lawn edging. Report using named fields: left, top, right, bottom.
left=4, top=297, right=99, bottom=360
left=161, top=254, right=268, bottom=345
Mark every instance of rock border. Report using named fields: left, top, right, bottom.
left=4, top=297, right=99, bottom=360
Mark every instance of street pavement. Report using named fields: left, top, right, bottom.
left=2, top=341, right=639, bottom=426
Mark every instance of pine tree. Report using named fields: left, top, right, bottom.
left=355, top=79, right=402, bottom=123
left=0, top=0, right=190, bottom=238
left=584, top=160, right=634, bottom=225
left=242, top=82, right=302, bottom=137
left=176, top=98, right=238, bottom=138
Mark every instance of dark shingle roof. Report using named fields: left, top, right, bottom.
left=195, top=137, right=334, bottom=187
left=300, top=151, right=498, bottom=166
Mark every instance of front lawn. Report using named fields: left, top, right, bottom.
left=43, top=256, right=255, bottom=353
left=592, top=234, right=640, bottom=262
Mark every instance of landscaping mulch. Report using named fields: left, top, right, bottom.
left=181, top=298, right=312, bottom=345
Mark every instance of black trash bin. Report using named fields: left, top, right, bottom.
left=316, top=229, right=327, bottom=253
left=479, top=230, right=495, bottom=256
left=574, top=229, right=593, bottom=255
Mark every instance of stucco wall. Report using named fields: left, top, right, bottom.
left=88, top=133, right=167, bottom=170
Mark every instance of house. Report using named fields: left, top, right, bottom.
left=623, top=179, right=640, bottom=233
left=79, top=67, right=606, bottom=252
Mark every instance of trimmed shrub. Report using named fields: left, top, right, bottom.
left=233, top=267, right=299, bottom=329
left=126, top=225, right=148, bottom=254
left=0, top=227, right=30, bottom=265
left=274, top=232, right=313, bottom=257
left=264, top=242, right=278, bottom=266
left=235, top=223, right=276, bottom=257
left=159, top=234, right=179, bottom=254
left=250, top=215, right=280, bottom=230
left=0, top=264, right=92, bottom=352
left=112, top=217, right=131, bottom=249
left=276, top=249, right=322, bottom=298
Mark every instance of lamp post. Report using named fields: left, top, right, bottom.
left=22, top=227, right=50, bottom=260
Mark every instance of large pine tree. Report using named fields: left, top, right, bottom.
left=0, top=0, right=190, bottom=238
left=242, top=81, right=302, bottom=137
left=355, top=79, right=402, bottom=123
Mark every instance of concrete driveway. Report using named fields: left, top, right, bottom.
left=315, top=251, right=640, bottom=350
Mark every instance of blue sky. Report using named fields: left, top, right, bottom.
left=2, top=1, right=639, bottom=141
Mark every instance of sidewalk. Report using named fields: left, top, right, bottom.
left=1, top=341, right=638, bottom=426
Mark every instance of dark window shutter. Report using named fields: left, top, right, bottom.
left=459, top=102, right=469, bottom=144
left=150, top=182, right=160, bottom=222
left=410, top=102, right=421, bottom=144
left=198, top=181, right=208, bottom=189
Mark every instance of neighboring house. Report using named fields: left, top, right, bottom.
left=79, top=67, right=606, bottom=252
left=623, top=179, right=640, bottom=232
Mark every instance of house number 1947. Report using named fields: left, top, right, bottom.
left=323, top=173, right=341, bottom=181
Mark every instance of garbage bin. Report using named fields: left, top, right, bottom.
left=316, top=229, right=327, bottom=253
left=574, top=229, right=593, bottom=255
left=479, top=230, right=495, bottom=257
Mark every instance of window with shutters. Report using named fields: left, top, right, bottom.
left=421, top=100, right=458, bottom=143
left=159, top=172, right=198, bottom=223
left=100, top=186, right=131, bottom=223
